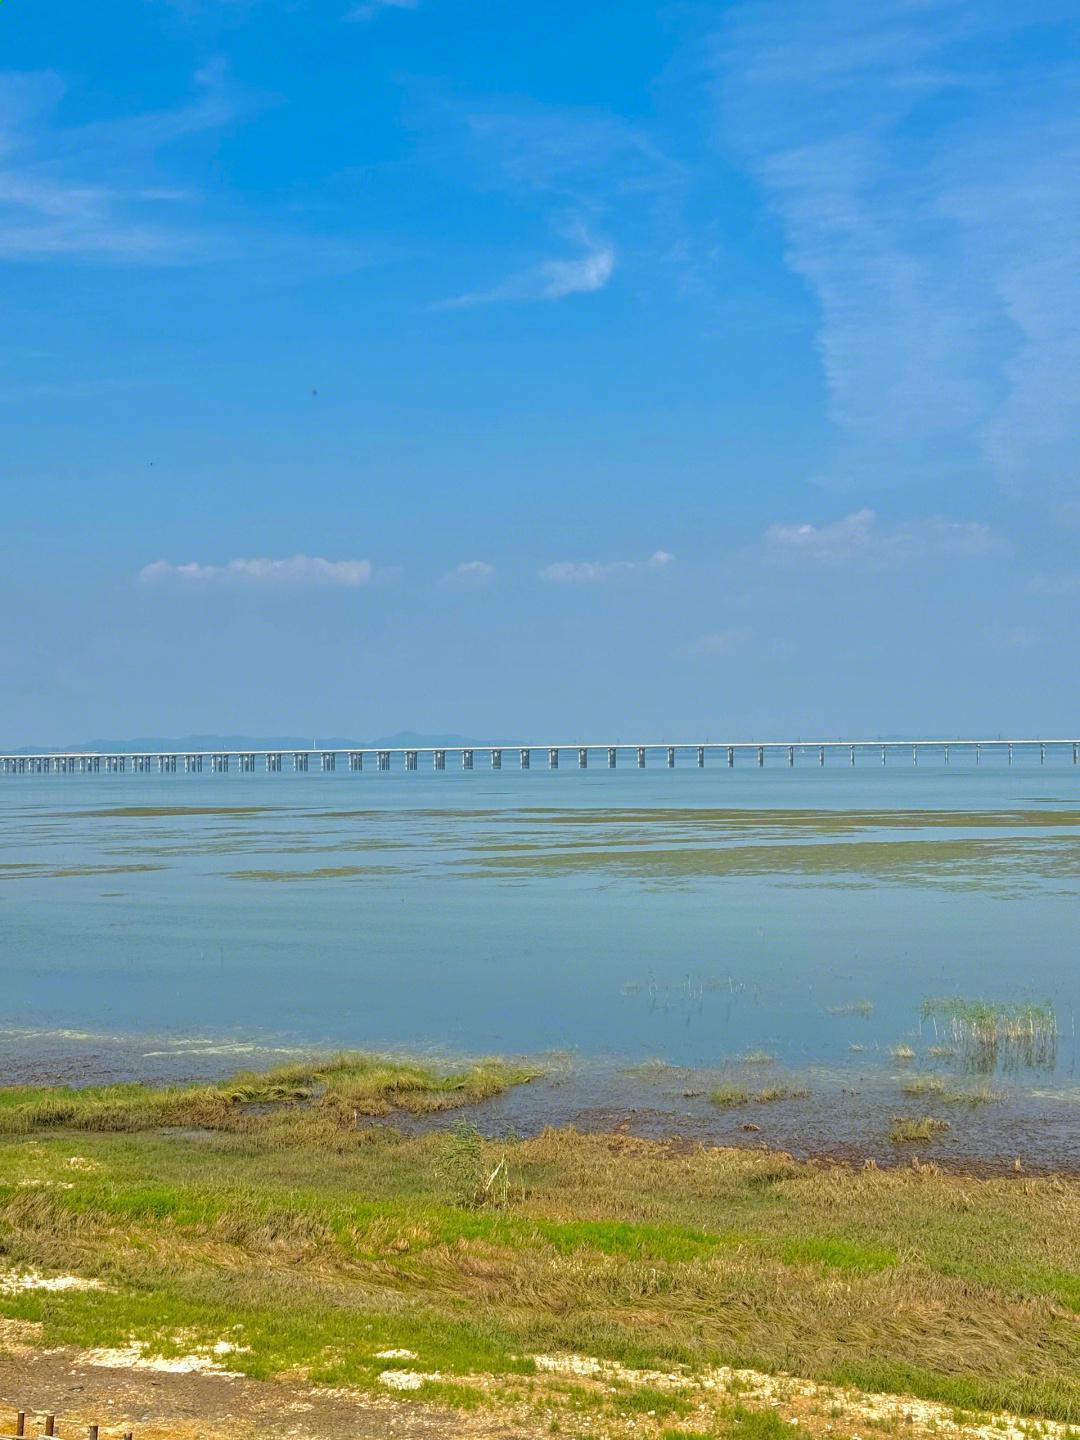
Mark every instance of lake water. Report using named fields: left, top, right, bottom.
left=2, top=759, right=1078, bottom=1166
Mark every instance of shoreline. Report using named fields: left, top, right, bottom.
left=2, top=1035, right=1078, bottom=1176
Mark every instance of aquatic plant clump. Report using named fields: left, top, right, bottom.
left=921, top=999, right=1058, bottom=1073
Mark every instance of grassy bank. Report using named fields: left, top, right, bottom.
left=0, top=1054, right=1078, bottom=1435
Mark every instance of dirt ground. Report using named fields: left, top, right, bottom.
left=0, top=1338, right=527, bottom=1440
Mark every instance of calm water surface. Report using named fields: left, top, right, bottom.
left=2, top=761, right=1078, bottom=1164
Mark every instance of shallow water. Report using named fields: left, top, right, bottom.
left=1, top=760, right=1078, bottom=1163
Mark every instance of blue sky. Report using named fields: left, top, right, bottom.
left=3, top=0, right=1080, bottom=744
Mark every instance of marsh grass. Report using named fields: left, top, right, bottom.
left=890, top=1045, right=917, bottom=1062
left=0, top=1052, right=541, bottom=1134
left=889, top=1117, right=951, bottom=1143
left=2, top=1070, right=1079, bottom=1427
left=710, top=1086, right=810, bottom=1108
left=921, top=1000, right=1058, bottom=1073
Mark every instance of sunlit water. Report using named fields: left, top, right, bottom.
left=2, top=759, right=1078, bottom=1166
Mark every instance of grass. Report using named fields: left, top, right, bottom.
left=889, top=1117, right=951, bottom=1143
left=0, top=1052, right=541, bottom=1134
left=708, top=1086, right=810, bottom=1108
left=0, top=1062, right=1078, bottom=1428
left=920, top=1000, right=1058, bottom=1072
left=900, top=1077, right=1005, bottom=1106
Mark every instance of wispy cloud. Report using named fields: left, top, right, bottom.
left=139, top=556, right=373, bottom=586
left=1028, top=573, right=1080, bottom=598
left=346, top=0, right=417, bottom=19
left=714, top=1, right=1080, bottom=497
left=763, top=509, right=994, bottom=566
left=679, top=630, right=742, bottom=661
left=0, top=65, right=247, bottom=263
left=541, top=550, right=673, bottom=584
left=446, top=560, right=496, bottom=585
left=440, top=235, right=614, bottom=309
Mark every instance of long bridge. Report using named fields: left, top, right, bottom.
left=2, top=738, right=1078, bottom=774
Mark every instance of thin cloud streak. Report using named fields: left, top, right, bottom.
left=764, top=509, right=994, bottom=566
left=439, top=241, right=614, bottom=310
left=541, top=550, right=673, bottom=584
left=139, top=556, right=374, bottom=586
left=446, top=560, right=496, bottom=585
left=346, top=0, right=417, bottom=19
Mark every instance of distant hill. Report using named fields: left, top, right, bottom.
left=4, top=732, right=485, bottom=754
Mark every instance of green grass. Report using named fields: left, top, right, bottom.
left=0, top=1052, right=541, bottom=1133
left=0, top=1064, right=1078, bottom=1426
left=889, top=1117, right=951, bottom=1143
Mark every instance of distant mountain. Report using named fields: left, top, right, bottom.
left=5, top=732, right=485, bottom=755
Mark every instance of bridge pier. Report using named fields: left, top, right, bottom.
left=321, top=752, right=336, bottom=772
left=912, top=746, right=918, bottom=766
left=378, top=750, right=391, bottom=771
left=519, top=748, right=530, bottom=769
left=788, top=746, right=794, bottom=767
left=406, top=750, right=418, bottom=771
left=1008, top=744, right=1013, bottom=766
left=294, top=752, right=308, bottom=772
left=549, top=748, right=559, bottom=769
left=850, top=746, right=855, bottom=766
left=637, top=747, right=646, bottom=768
left=434, top=750, right=445, bottom=770
left=578, top=747, right=588, bottom=768
left=491, top=748, right=502, bottom=769
left=758, top=746, right=764, bottom=767
left=608, top=747, right=617, bottom=768
left=819, top=746, right=824, bottom=766
left=463, top=749, right=474, bottom=770
left=349, top=751, right=363, bottom=771
left=667, top=747, right=675, bottom=768
left=698, top=746, right=705, bottom=768
left=1041, top=743, right=1045, bottom=765
left=728, top=746, right=735, bottom=768
left=266, top=753, right=282, bottom=772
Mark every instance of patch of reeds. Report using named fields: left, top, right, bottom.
left=827, top=1000, right=874, bottom=1018
left=889, top=1116, right=951, bottom=1143
left=709, top=1085, right=810, bottom=1109
left=920, top=999, right=1058, bottom=1073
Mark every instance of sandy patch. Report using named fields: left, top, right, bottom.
left=378, top=1370, right=442, bottom=1392
left=82, top=1340, right=248, bottom=1378
left=0, top=1271, right=104, bottom=1294
left=65, top=1156, right=101, bottom=1172
left=375, top=1349, right=417, bottom=1360
left=531, top=1354, right=1077, bottom=1440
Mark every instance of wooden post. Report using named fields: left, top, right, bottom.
left=89, top=1427, right=99, bottom=1440
left=16, top=1413, right=25, bottom=1438
left=44, top=1417, right=55, bottom=1438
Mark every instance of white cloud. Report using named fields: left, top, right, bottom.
left=446, top=560, right=495, bottom=585
left=541, top=550, right=673, bottom=584
left=714, top=1, right=1080, bottom=496
left=764, top=510, right=993, bottom=565
left=346, top=0, right=417, bottom=18
left=440, top=238, right=614, bottom=310
left=139, top=555, right=373, bottom=586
